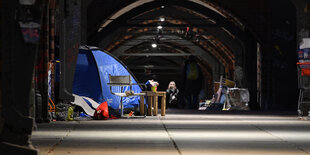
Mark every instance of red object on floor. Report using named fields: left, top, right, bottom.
left=94, top=101, right=109, bottom=120
left=110, top=115, right=119, bottom=119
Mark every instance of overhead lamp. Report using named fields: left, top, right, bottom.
left=151, top=43, right=157, bottom=48
left=159, top=17, right=165, bottom=22
left=161, top=6, right=165, bottom=9
left=157, top=25, right=163, bottom=29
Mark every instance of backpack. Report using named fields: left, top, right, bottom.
left=186, top=62, right=199, bottom=80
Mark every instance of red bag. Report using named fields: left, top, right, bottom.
left=94, top=101, right=109, bottom=120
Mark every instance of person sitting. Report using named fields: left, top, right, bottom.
left=166, top=81, right=179, bottom=108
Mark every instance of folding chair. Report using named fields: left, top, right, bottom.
left=107, top=74, right=146, bottom=117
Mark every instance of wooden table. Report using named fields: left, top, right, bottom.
left=139, top=91, right=166, bottom=116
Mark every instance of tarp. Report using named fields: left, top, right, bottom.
left=73, top=46, right=142, bottom=109
left=72, top=94, right=99, bottom=116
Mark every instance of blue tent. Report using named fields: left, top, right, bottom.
left=73, top=46, right=142, bottom=109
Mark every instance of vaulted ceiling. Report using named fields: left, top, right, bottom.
left=86, top=0, right=259, bottom=93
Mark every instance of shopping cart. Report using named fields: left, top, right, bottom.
left=297, top=62, right=310, bottom=116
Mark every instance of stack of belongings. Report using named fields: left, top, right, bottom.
left=225, top=88, right=250, bottom=111
left=297, top=38, right=310, bottom=76
left=298, top=38, right=310, bottom=63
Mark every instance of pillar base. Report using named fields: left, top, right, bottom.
left=0, top=142, right=38, bottom=155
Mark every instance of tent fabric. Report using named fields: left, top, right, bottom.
left=73, top=47, right=142, bottom=109
left=73, top=50, right=104, bottom=103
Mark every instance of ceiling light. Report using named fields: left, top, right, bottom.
left=159, top=17, right=165, bottom=22
left=151, top=43, right=157, bottom=48
left=157, top=25, right=163, bottom=29
left=161, top=6, right=165, bottom=9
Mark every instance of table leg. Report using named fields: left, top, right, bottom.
left=147, top=96, right=153, bottom=116
left=161, top=94, right=166, bottom=116
left=139, top=96, right=144, bottom=116
left=154, top=95, right=158, bottom=116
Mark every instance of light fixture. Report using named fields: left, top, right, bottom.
left=151, top=43, right=157, bottom=48
left=159, top=17, right=165, bottom=22
left=157, top=25, right=163, bottom=29
left=161, top=6, right=165, bottom=9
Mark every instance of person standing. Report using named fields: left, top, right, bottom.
left=182, top=55, right=203, bottom=109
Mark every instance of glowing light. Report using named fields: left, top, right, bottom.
left=159, top=17, right=165, bottom=22
left=157, top=25, right=163, bottom=29
left=151, top=43, right=157, bottom=48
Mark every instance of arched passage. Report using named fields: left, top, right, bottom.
left=87, top=0, right=261, bottom=109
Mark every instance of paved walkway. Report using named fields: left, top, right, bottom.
left=31, top=109, right=310, bottom=155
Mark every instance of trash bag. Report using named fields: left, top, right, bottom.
left=207, top=103, right=223, bottom=110
left=56, top=112, right=67, bottom=121
left=74, top=112, right=93, bottom=121
left=94, top=101, right=109, bottom=120
left=226, top=88, right=250, bottom=110
left=55, top=102, right=71, bottom=121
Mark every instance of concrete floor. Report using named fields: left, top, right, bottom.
left=31, top=109, right=310, bottom=155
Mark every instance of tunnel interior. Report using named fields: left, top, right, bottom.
left=87, top=0, right=260, bottom=109
left=1, top=1, right=308, bottom=154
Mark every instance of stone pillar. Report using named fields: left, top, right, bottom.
left=36, top=0, right=50, bottom=123
left=81, top=0, right=93, bottom=45
left=0, top=0, right=45, bottom=154
left=58, top=0, right=81, bottom=104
